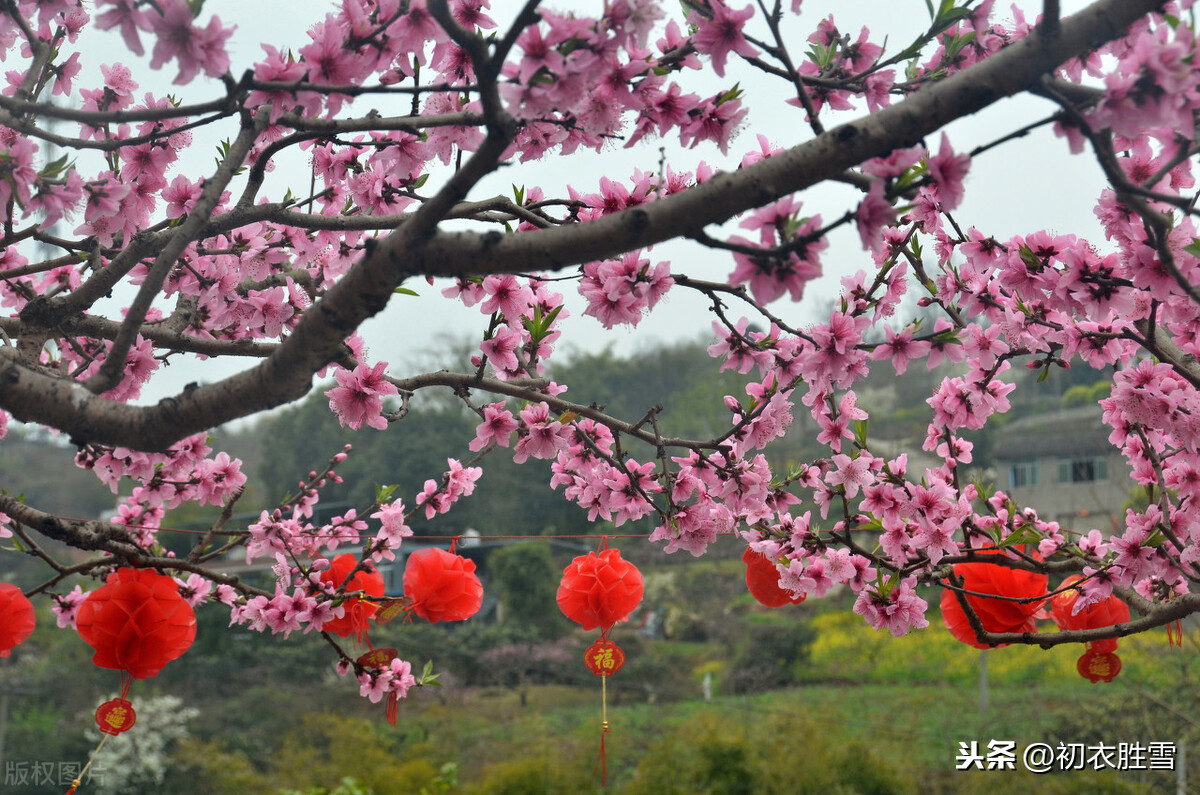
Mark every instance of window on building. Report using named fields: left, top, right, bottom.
left=1009, top=461, right=1039, bottom=489
left=1057, top=456, right=1109, bottom=483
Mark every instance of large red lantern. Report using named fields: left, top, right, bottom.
left=75, top=568, right=196, bottom=679
left=403, top=548, right=483, bottom=623
left=320, top=554, right=385, bottom=638
left=941, top=551, right=1047, bottom=649
left=743, top=548, right=806, bottom=607
left=1051, top=574, right=1130, bottom=682
left=0, top=583, right=36, bottom=657
left=557, top=547, right=644, bottom=632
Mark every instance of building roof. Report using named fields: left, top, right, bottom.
left=992, top=405, right=1115, bottom=460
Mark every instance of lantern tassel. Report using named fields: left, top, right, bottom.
left=67, top=730, right=113, bottom=794
left=386, top=691, right=398, bottom=727
left=1168, top=620, right=1183, bottom=647
left=593, top=672, right=610, bottom=788
left=598, top=719, right=610, bottom=788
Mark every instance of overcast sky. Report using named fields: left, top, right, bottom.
left=60, top=0, right=1109, bottom=408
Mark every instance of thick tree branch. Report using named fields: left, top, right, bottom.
left=0, top=0, right=1165, bottom=450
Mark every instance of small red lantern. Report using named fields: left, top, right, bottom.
left=0, top=583, right=36, bottom=657
left=75, top=568, right=196, bottom=679
left=95, top=697, right=137, bottom=735
left=320, top=554, right=385, bottom=639
left=357, top=647, right=399, bottom=669
left=557, top=548, right=644, bottom=632
left=1077, top=647, right=1122, bottom=683
left=403, top=548, right=483, bottom=622
left=584, top=639, right=626, bottom=676
left=743, top=548, right=806, bottom=607
left=1050, top=574, right=1130, bottom=682
left=941, top=551, right=1047, bottom=649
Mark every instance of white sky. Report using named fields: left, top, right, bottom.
left=58, top=1, right=1109, bottom=407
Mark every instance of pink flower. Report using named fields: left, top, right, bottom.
left=326, top=361, right=398, bottom=431
left=53, top=586, right=87, bottom=629
left=370, top=501, right=412, bottom=561
left=856, top=181, right=896, bottom=253
left=826, top=453, right=876, bottom=498
left=513, top=403, right=569, bottom=464
left=95, top=0, right=150, bottom=55
left=853, top=576, right=929, bottom=637
left=469, top=402, right=519, bottom=451
left=926, top=133, right=971, bottom=210
left=147, top=0, right=235, bottom=85
left=688, top=2, right=759, bottom=78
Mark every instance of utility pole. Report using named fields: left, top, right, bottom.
left=979, top=649, right=988, bottom=715
left=1177, top=739, right=1186, bottom=795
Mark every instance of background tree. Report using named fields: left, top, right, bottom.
left=0, top=0, right=1198, bottom=722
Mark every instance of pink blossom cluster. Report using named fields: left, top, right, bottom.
left=551, top=418, right=663, bottom=528
left=415, top=458, right=483, bottom=519
left=75, top=434, right=247, bottom=547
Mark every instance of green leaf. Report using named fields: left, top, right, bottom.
left=419, top=659, right=442, bottom=687
left=999, top=526, right=1042, bottom=549
left=374, top=483, right=398, bottom=504
left=853, top=419, right=869, bottom=448
left=40, top=153, right=73, bottom=178
left=1184, top=238, right=1200, bottom=259
left=393, top=287, right=419, bottom=296
left=715, top=83, right=743, bottom=105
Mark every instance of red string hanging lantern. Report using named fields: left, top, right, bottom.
left=0, top=583, right=36, bottom=657
left=557, top=541, right=644, bottom=788
left=320, top=554, right=385, bottom=640
left=941, top=551, right=1047, bottom=649
left=743, top=548, right=806, bottom=607
left=71, top=565, right=197, bottom=779
left=1050, top=574, right=1130, bottom=682
left=75, top=567, right=197, bottom=680
left=402, top=547, right=483, bottom=623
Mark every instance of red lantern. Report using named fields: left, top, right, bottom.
left=559, top=543, right=642, bottom=789
left=95, top=698, right=137, bottom=735
left=557, top=548, right=643, bottom=632
left=584, top=639, right=626, bottom=676
left=1050, top=574, right=1130, bottom=681
left=941, top=551, right=1047, bottom=649
left=75, top=568, right=196, bottom=679
left=0, top=583, right=36, bottom=657
left=403, top=548, right=483, bottom=622
left=1050, top=574, right=1130, bottom=632
left=320, top=554, right=385, bottom=638
left=743, top=548, right=806, bottom=607
left=1077, top=648, right=1122, bottom=683
left=357, top=647, right=399, bottom=669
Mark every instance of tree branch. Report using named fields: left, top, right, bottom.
left=0, top=0, right=1165, bottom=450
